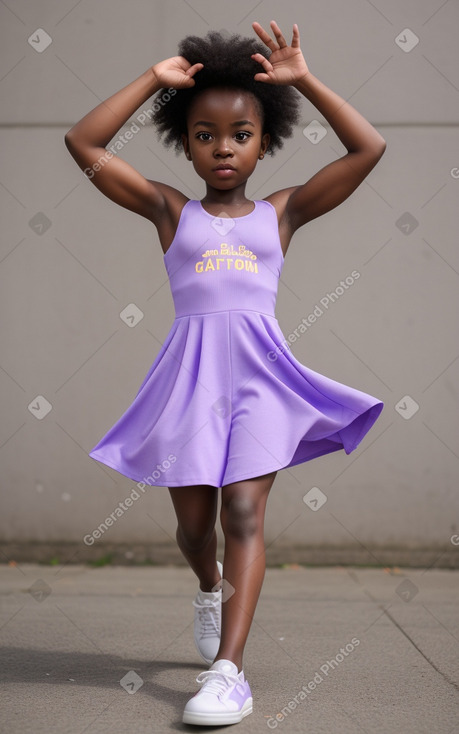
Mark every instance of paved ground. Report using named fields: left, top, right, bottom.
left=0, top=563, right=458, bottom=733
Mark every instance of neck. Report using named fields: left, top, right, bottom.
left=201, top=183, right=250, bottom=208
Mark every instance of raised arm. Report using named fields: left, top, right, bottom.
left=252, top=21, right=386, bottom=232
left=64, top=57, right=203, bottom=223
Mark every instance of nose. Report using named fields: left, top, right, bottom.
left=214, top=137, right=233, bottom=158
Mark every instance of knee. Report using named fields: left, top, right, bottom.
left=220, top=494, right=262, bottom=541
left=176, top=522, right=214, bottom=552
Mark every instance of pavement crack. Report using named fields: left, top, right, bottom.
left=362, top=586, right=459, bottom=693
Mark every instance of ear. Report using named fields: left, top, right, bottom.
left=181, top=133, right=191, bottom=160
left=260, top=132, right=270, bottom=157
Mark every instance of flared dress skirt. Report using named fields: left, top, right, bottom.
left=89, top=309, right=384, bottom=487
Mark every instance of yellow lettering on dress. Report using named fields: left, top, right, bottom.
left=238, top=245, right=255, bottom=258
left=195, top=248, right=259, bottom=274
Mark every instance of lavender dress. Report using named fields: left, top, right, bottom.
left=89, top=199, right=384, bottom=487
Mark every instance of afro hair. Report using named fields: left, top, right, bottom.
left=150, top=29, right=302, bottom=156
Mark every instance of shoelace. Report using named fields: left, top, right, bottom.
left=196, top=668, right=240, bottom=696
left=193, top=596, right=221, bottom=639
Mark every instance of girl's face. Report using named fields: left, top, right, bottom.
left=181, top=87, right=270, bottom=192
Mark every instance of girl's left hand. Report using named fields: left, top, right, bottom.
left=251, top=20, right=309, bottom=86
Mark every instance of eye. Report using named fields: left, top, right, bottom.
left=195, top=131, right=252, bottom=142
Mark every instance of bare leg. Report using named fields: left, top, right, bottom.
left=168, top=484, right=221, bottom=591
left=215, top=470, right=277, bottom=671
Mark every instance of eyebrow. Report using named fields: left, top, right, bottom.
left=192, top=120, right=255, bottom=128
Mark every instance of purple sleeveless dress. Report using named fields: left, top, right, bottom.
left=89, top=199, right=384, bottom=487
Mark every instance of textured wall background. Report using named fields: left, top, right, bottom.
left=1, top=0, right=458, bottom=565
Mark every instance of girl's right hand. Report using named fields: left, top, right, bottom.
left=151, top=56, right=204, bottom=89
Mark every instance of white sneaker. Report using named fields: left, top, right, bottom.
left=182, top=658, right=253, bottom=726
left=193, top=560, right=222, bottom=665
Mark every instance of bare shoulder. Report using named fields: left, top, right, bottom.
left=262, top=187, right=301, bottom=221
left=145, top=180, right=190, bottom=255
left=262, top=186, right=302, bottom=256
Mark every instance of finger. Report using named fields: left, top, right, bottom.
left=291, top=23, right=300, bottom=48
left=252, top=21, right=277, bottom=51
left=269, top=19, right=287, bottom=48
left=251, top=52, right=274, bottom=84
left=177, top=55, right=192, bottom=69
left=253, top=72, right=274, bottom=84
left=186, top=62, right=204, bottom=76
left=251, top=53, right=272, bottom=72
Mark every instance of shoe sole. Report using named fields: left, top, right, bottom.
left=182, top=698, right=253, bottom=725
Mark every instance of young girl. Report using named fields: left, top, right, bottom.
left=65, top=20, right=385, bottom=726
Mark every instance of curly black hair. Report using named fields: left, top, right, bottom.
left=150, top=29, right=302, bottom=156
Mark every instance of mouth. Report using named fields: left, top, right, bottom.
left=213, top=164, right=236, bottom=171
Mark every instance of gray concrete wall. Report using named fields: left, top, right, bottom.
left=1, top=0, right=458, bottom=565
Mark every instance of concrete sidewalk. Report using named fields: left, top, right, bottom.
left=0, top=563, right=458, bottom=733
